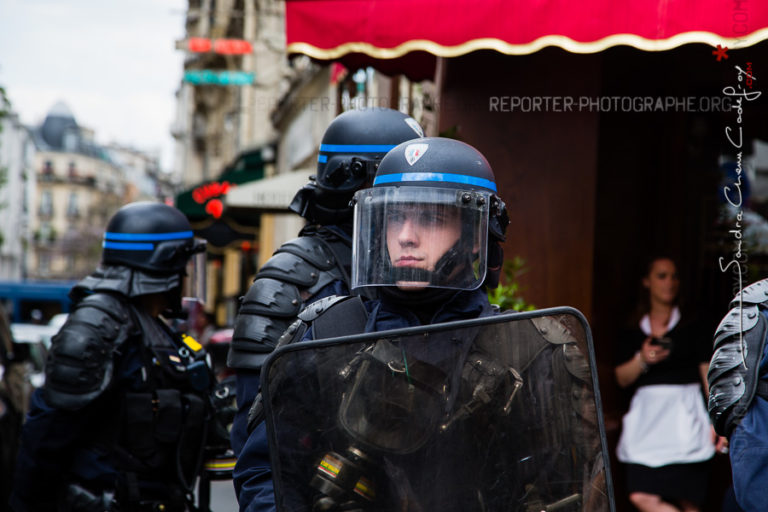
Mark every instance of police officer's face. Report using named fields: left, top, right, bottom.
left=386, top=204, right=461, bottom=289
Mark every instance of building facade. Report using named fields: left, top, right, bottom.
left=172, top=0, right=286, bottom=189
left=25, top=103, right=125, bottom=280
left=106, top=144, right=173, bottom=204
left=172, top=0, right=288, bottom=325
left=171, top=0, right=434, bottom=325
left=0, top=98, right=33, bottom=281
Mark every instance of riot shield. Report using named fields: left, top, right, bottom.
left=262, top=307, right=615, bottom=512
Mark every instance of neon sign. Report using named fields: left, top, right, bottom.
left=192, top=181, right=234, bottom=204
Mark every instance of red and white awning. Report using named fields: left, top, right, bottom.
left=286, top=0, right=768, bottom=79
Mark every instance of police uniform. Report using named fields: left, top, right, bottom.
left=246, top=138, right=609, bottom=511
left=11, top=202, right=211, bottom=512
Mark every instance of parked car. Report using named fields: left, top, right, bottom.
left=9, top=314, right=67, bottom=388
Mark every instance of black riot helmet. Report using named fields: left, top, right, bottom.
left=290, top=108, right=424, bottom=225
left=351, top=137, right=509, bottom=291
left=102, top=202, right=206, bottom=274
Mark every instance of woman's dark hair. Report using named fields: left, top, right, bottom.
left=628, top=255, right=681, bottom=325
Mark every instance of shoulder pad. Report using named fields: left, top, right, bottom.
left=68, top=293, right=134, bottom=342
left=227, top=240, right=345, bottom=371
left=257, top=252, right=320, bottom=287
left=44, top=294, right=133, bottom=410
left=238, top=278, right=301, bottom=318
left=229, top=314, right=292, bottom=369
left=277, top=237, right=336, bottom=271
left=278, top=295, right=367, bottom=346
left=257, top=250, right=344, bottom=297
left=228, top=278, right=301, bottom=370
left=297, top=295, right=352, bottom=323
left=273, top=317, right=308, bottom=351
left=708, top=305, right=768, bottom=436
left=730, top=279, right=768, bottom=308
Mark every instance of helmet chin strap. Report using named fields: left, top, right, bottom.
left=390, top=266, right=433, bottom=283
left=380, top=285, right=458, bottom=320
left=433, top=245, right=465, bottom=281
left=388, top=241, right=472, bottom=288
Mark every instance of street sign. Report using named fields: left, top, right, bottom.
left=183, top=70, right=255, bottom=86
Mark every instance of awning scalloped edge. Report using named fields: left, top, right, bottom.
left=287, top=27, right=768, bottom=60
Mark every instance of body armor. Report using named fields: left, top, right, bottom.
left=43, top=269, right=213, bottom=510
left=708, top=279, right=768, bottom=437
left=12, top=201, right=212, bottom=512
left=228, top=229, right=353, bottom=370
left=44, top=292, right=134, bottom=410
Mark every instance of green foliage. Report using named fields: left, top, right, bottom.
left=487, top=256, right=536, bottom=312
left=0, top=85, right=8, bottom=119
left=438, top=125, right=461, bottom=140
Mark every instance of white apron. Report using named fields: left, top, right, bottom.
left=617, top=383, right=714, bottom=467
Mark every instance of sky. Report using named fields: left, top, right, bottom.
left=0, top=0, right=188, bottom=171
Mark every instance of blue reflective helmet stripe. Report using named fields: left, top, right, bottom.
left=373, top=172, right=497, bottom=192
left=102, top=230, right=194, bottom=251
left=317, top=155, right=328, bottom=163
left=319, top=144, right=398, bottom=153
left=104, top=231, right=194, bottom=242
left=103, top=241, right=155, bottom=251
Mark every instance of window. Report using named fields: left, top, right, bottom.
left=39, top=222, right=52, bottom=242
left=39, top=190, right=53, bottom=217
left=67, top=192, right=79, bottom=218
left=68, top=161, right=77, bottom=178
left=38, top=253, right=50, bottom=274
left=63, top=129, right=78, bottom=152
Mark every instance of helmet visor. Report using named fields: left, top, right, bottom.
left=352, top=187, right=489, bottom=291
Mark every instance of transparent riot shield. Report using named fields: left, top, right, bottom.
left=262, top=307, right=615, bottom=512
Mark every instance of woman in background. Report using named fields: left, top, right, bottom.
left=615, top=257, right=723, bottom=512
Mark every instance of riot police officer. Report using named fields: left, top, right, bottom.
left=243, top=138, right=611, bottom=512
left=239, top=137, right=508, bottom=511
left=230, top=108, right=423, bottom=507
left=11, top=202, right=212, bottom=512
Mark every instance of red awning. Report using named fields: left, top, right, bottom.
left=287, top=0, right=768, bottom=79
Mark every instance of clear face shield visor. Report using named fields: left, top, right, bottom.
left=181, top=239, right=207, bottom=305
left=351, top=186, right=489, bottom=291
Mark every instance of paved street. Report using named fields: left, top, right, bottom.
left=204, top=479, right=239, bottom=511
